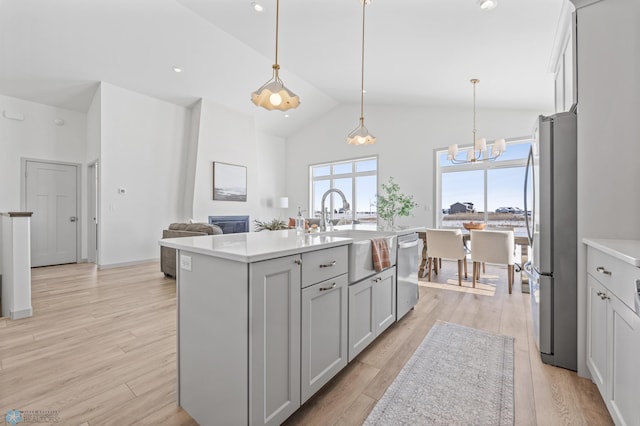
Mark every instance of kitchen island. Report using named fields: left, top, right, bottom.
left=160, top=227, right=421, bottom=426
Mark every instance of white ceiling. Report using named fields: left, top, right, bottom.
left=0, top=0, right=568, bottom=137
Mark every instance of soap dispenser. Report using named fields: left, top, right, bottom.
left=295, top=207, right=305, bottom=232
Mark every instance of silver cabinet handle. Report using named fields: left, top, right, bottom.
left=320, top=261, right=337, bottom=268
left=319, top=283, right=337, bottom=291
left=372, top=277, right=382, bottom=283
left=294, top=258, right=302, bottom=265
left=596, top=266, right=612, bottom=276
left=398, top=240, right=419, bottom=249
left=70, top=216, right=77, bottom=222
left=596, top=291, right=605, bottom=297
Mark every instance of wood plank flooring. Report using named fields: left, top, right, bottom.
left=0, top=261, right=611, bottom=425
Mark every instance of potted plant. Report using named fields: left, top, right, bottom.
left=376, top=177, right=417, bottom=229
left=253, top=218, right=289, bottom=231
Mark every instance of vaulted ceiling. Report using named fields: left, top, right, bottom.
left=0, top=0, right=568, bottom=137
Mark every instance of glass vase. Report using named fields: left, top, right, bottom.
left=385, top=216, right=396, bottom=230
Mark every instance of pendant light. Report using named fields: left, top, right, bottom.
left=447, top=79, right=506, bottom=163
left=346, top=0, right=376, bottom=145
left=251, top=0, right=300, bottom=111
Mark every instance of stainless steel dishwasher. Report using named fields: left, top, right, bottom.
left=396, top=232, right=420, bottom=320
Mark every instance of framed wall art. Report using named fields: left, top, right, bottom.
left=213, top=162, right=247, bottom=201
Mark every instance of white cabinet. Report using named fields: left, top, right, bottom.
left=609, top=294, right=640, bottom=426
left=348, top=276, right=375, bottom=361
left=586, top=246, right=640, bottom=426
left=374, top=267, right=397, bottom=333
left=348, top=267, right=396, bottom=361
left=553, top=9, right=576, bottom=113
left=250, top=254, right=301, bottom=426
left=586, top=275, right=608, bottom=393
left=301, top=274, right=348, bottom=403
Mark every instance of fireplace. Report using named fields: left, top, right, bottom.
left=208, top=215, right=250, bottom=234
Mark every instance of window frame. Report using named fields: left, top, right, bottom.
left=309, top=156, right=378, bottom=222
left=434, top=137, right=532, bottom=227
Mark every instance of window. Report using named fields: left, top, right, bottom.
left=437, top=140, right=531, bottom=230
left=310, top=157, right=378, bottom=223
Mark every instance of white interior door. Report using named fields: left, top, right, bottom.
left=26, top=160, right=78, bottom=267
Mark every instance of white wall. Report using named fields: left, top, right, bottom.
left=255, top=130, right=288, bottom=220
left=575, top=0, right=640, bottom=377
left=181, top=100, right=202, bottom=220
left=189, top=100, right=286, bottom=227
left=0, top=87, right=288, bottom=270
left=285, top=104, right=542, bottom=227
left=85, top=86, right=102, bottom=263
left=86, top=87, right=101, bottom=163
left=99, top=83, right=191, bottom=266
left=0, top=94, right=87, bottom=260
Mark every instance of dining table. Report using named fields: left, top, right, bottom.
left=418, top=229, right=530, bottom=293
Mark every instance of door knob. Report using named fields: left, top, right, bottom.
left=70, top=216, right=77, bottom=222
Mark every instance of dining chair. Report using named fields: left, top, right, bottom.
left=470, top=229, right=516, bottom=293
left=425, top=228, right=467, bottom=286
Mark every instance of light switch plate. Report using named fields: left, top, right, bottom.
left=180, top=255, right=192, bottom=271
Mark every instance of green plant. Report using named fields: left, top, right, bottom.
left=253, top=218, right=289, bottom=231
left=376, top=177, right=417, bottom=225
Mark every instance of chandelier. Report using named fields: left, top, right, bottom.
left=251, top=0, right=300, bottom=111
left=346, top=0, right=376, bottom=145
left=447, top=79, right=506, bottom=163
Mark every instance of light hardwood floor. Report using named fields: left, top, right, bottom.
left=0, top=261, right=611, bottom=425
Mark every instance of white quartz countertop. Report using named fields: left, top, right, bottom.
left=160, top=229, right=353, bottom=263
left=583, top=238, right=640, bottom=267
left=320, top=224, right=426, bottom=235
left=160, top=225, right=426, bottom=263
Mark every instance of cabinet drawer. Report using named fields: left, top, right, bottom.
left=587, top=247, right=614, bottom=288
left=302, top=245, right=348, bottom=288
left=588, top=247, right=640, bottom=313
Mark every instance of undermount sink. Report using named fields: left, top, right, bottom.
left=323, top=230, right=397, bottom=283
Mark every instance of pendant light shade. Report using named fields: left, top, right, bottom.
left=346, top=0, right=376, bottom=145
left=251, top=0, right=300, bottom=111
left=251, top=65, right=300, bottom=111
left=346, top=118, right=376, bottom=145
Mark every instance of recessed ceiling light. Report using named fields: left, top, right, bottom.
left=284, top=114, right=290, bottom=118
left=172, top=66, right=183, bottom=73
left=478, top=0, right=497, bottom=10
left=251, top=2, right=264, bottom=12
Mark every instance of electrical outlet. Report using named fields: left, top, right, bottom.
left=180, top=255, right=192, bottom=271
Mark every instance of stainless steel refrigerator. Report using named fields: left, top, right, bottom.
left=524, top=111, right=577, bottom=371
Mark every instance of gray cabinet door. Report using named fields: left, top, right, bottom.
left=374, top=267, right=396, bottom=335
left=301, top=274, right=348, bottom=403
left=250, top=255, right=301, bottom=426
left=348, top=277, right=376, bottom=362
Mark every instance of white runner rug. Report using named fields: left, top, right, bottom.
left=364, top=321, right=514, bottom=425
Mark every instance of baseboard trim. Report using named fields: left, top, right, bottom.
left=11, top=307, right=33, bottom=320
left=98, top=258, right=159, bottom=270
